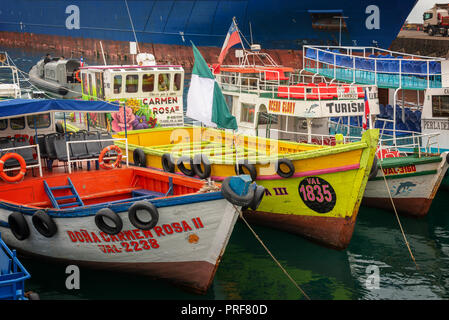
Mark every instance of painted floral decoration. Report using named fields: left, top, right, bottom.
left=131, top=115, right=149, bottom=130
left=111, top=106, right=136, bottom=132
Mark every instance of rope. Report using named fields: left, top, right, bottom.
left=124, top=0, right=140, bottom=54
left=378, top=160, right=419, bottom=270
left=232, top=204, right=311, bottom=300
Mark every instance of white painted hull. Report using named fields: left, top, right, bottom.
left=0, top=199, right=239, bottom=293
left=363, top=152, right=449, bottom=217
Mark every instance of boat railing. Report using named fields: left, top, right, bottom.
left=0, top=231, right=31, bottom=300
left=268, top=126, right=440, bottom=160
left=267, top=128, right=339, bottom=146
left=376, top=132, right=441, bottom=159
left=216, top=71, right=374, bottom=102
left=66, top=137, right=128, bottom=174
left=0, top=144, right=43, bottom=177
left=302, top=45, right=443, bottom=90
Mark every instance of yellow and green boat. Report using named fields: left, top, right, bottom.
left=114, top=126, right=379, bottom=250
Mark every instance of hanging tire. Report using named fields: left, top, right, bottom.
left=221, top=176, right=255, bottom=207
left=94, top=208, right=123, bottom=235
left=177, top=156, right=195, bottom=177
left=193, top=154, right=211, bottom=179
left=133, top=148, right=146, bottom=167
left=128, top=201, right=159, bottom=230
left=276, top=158, right=295, bottom=178
left=32, top=210, right=57, bottom=238
left=249, top=185, right=265, bottom=210
left=161, top=153, right=175, bottom=173
left=368, top=155, right=379, bottom=181
left=8, top=212, right=30, bottom=241
left=234, top=160, right=257, bottom=181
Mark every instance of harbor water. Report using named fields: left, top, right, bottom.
left=2, top=47, right=449, bottom=300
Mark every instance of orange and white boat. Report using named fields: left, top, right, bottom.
left=0, top=99, right=259, bottom=294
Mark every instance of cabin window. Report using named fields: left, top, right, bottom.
left=432, top=95, right=449, bottom=117
left=142, top=74, right=155, bottom=92
left=240, top=103, right=255, bottom=123
left=10, top=117, right=25, bottom=130
left=81, top=72, right=89, bottom=95
left=224, top=94, right=233, bottom=114
left=95, top=73, right=104, bottom=99
left=27, top=113, right=51, bottom=129
left=158, top=74, right=170, bottom=92
left=126, top=75, right=139, bottom=93
left=113, top=75, right=122, bottom=94
left=88, top=74, right=94, bottom=98
left=0, top=119, right=7, bottom=131
left=174, top=73, right=182, bottom=91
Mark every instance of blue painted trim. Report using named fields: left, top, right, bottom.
left=0, top=191, right=224, bottom=218
left=0, top=220, right=9, bottom=228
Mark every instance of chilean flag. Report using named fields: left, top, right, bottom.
left=362, top=88, right=370, bottom=130
left=218, top=20, right=242, bottom=65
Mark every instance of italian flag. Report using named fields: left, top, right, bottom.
left=186, top=43, right=238, bottom=130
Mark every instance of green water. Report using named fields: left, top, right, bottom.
left=2, top=47, right=449, bottom=301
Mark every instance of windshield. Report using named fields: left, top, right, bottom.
left=423, top=12, right=433, bottom=20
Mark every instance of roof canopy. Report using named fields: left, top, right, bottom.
left=0, top=99, right=119, bottom=119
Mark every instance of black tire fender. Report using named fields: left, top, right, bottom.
left=128, top=201, right=159, bottom=230
left=161, top=153, right=175, bottom=173
left=221, top=176, right=255, bottom=207
left=234, top=160, right=257, bottom=181
left=177, top=155, right=195, bottom=177
left=133, top=148, right=146, bottom=167
left=193, top=154, right=212, bottom=179
left=368, top=155, right=379, bottom=181
left=8, top=212, right=30, bottom=241
left=32, top=210, right=57, bottom=238
left=249, top=185, right=265, bottom=210
left=276, top=158, right=295, bottom=178
left=95, top=208, right=123, bottom=235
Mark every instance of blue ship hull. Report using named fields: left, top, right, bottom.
left=0, top=0, right=417, bottom=50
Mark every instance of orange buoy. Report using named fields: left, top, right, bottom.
left=98, top=145, right=123, bottom=169
left=0, top=153, right=27, bottom=183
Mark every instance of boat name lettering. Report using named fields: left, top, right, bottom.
left=326, top=102, right=364, bottom=114
left=382, top=165, right=416, bottom=176
left=264, top=187, right=288, bottom=196
left=66, top=217, right=205, bottom=253
left=268, top=100, right=295, bottom=115
left=298, top=177, right=337, bottom=214
left=142, top=97, right=178, bottom=105
left=423, top=120, right=449, bottom=131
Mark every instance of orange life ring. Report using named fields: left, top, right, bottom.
left=74, top=70, right=81, bottom=83
left=99, top=145, right=123, bottom=170
left=0, top=153, right=27, bottom=183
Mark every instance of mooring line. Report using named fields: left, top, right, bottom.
left=232, top=204, right=311, bottom=300
left=378, top=161, right=419, bottom=270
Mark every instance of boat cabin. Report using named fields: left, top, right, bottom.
left=36, top=58, right=81, bottom=86
left=80, top=64, right=185, bottom=129
left=214, top=49, right=379, bottom=142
